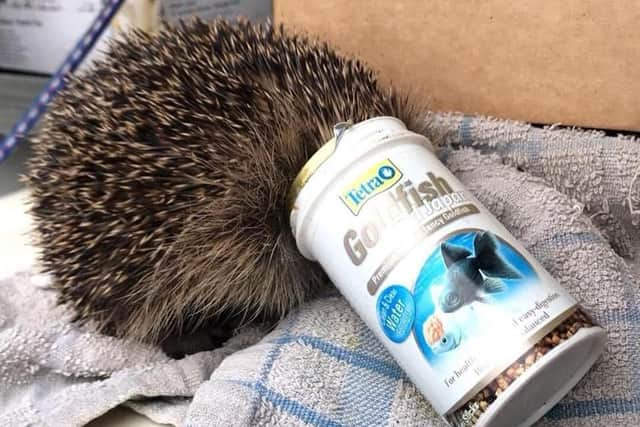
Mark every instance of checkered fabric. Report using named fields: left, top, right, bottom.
left=1, top=113, right=639, bottom=426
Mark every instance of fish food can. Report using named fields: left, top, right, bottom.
left=288, top=117, right=606, bottom=427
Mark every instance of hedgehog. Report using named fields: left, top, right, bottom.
left=25, top=19, right=426, bottom=349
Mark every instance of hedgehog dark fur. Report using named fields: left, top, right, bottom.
left=26, top=19, right=425, bottom=345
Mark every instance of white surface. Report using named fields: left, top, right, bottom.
left=0, top=73, right=48, bottom=135
left=0, top=190, right=35, bottom=270
left=0, top=1, right=102, bottom=74
left=0, top=189, right=161, bottom=426
left=161, top=0, right=272, bottom=22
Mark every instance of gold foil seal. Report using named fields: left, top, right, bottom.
left=287, top=137, right=337, bottom=212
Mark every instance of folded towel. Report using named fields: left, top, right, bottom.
left=1, top=113, right=638, bottom=426
left=426, top=113, right=640, bottom=257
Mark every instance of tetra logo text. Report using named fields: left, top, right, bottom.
left=340, top=159, right=403, bottom=215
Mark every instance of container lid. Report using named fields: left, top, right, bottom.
left=287, top=117, right=414, bottom=212
left=287, top=136, right=337, bottom=212
left=475, top=326, right=606, bottom=427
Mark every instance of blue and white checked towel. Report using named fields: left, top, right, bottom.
left=1, top=113, right=639, bottom=426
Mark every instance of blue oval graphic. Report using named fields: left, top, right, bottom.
left=377, top=285, right=415, bottom=343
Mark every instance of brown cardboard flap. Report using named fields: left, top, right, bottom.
left=275, top=1, right=640, bottom=131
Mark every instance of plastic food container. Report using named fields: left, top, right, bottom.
left=288, top=117, right=606, bottom=427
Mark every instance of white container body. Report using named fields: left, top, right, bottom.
left=290, top=117, right=605, bottom=426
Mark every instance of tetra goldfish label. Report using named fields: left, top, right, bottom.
left=290, top=117, right=606, bottom=427
left=340, top=159, right=403, bottom=215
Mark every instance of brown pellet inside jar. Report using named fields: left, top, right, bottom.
left=445, top=309, right=596, bottom=427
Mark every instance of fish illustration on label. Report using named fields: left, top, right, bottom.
left=438, top=231, right=522, bottom=313
left=413, top=229, right=539, bottom=364
left=423, top=313, right=463, bottom=354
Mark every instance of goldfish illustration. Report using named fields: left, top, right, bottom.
left=438, top=231, right=522, bottom=313
left=424, top=314, right=463, bottom=354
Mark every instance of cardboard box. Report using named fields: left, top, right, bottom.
left=275, top=1, right=640, bottom=131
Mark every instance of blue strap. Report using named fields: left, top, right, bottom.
left=0, top=0, right=126, bottom=163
